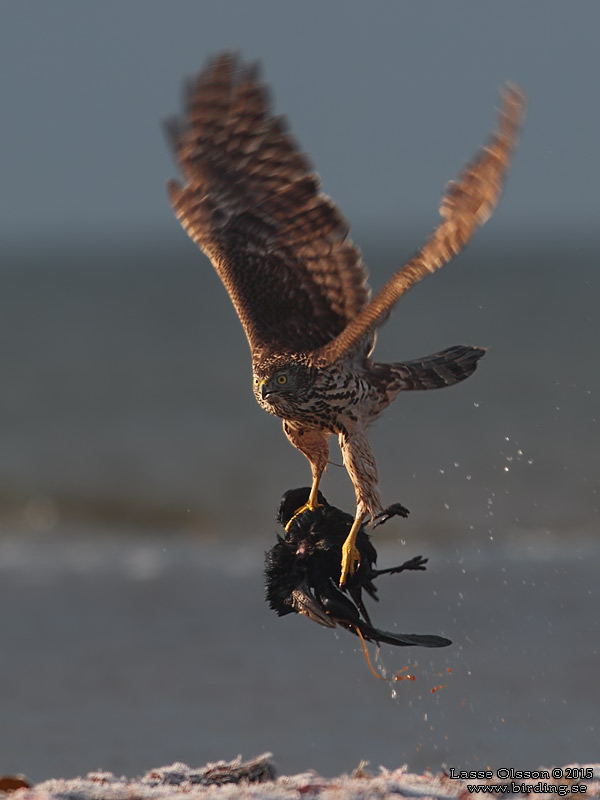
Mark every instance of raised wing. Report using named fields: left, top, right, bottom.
left=312, top=84, right=526, bottom=367
left=167, top=53, right=370, bottom=362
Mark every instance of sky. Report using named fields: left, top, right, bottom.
left=1, top=0, right=599, bottom=247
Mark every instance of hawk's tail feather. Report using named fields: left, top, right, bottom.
left=387, top=344, right=486, bottom=391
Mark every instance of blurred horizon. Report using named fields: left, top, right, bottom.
left=2, top=231, right=597, bottom=546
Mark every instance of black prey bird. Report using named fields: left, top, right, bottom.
left=265, top=487, right=451, bottom=649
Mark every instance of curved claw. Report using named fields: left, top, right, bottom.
left=284, top=501, right=321, bottom=532
left=339, top=538, right=360, bottom=587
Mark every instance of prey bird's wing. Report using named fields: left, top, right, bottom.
left=311, top=85, right=526, bottom=367
left=167, top=53, right=370, bottom=362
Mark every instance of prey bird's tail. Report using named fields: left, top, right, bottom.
left=349, top=620, right=451, bottom=648
left=384, top=344, right=486, bottom=392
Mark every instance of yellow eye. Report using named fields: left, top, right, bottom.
left=253, top=376, right=259, bottom=386
left=276, top=374, right=288, bottom=385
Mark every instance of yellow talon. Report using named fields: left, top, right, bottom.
left=339, top=514, right=365, bottom=586
left=339, top=538, right=360, bottom=586
left=285, top=477, right=323, bottom=531
left=284, top=500, right=321, bottom=532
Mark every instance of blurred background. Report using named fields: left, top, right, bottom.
left=1, top=0, right=598, bottom=783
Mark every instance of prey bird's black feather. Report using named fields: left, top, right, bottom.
left=265, top=488, right=451, bottom=648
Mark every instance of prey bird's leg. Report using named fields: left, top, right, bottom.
left=283, top=422, right=330, bottom=531
left=353, top=625, right=386, bottom=681
left=338, top=426, right=382, bottom=586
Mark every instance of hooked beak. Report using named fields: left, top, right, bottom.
left=259, top=379, right=268, bottom=400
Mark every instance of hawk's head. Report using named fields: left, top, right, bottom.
left=252, top=358, right=316, bottom=418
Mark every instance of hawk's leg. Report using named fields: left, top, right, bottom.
left=282, top=422, right=330, bottom=531
left=339, top=512, right=366, bottom=587
left=338, top=426, right=382, bottom=586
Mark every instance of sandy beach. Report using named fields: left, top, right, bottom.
left=4, top=756, right=600, bottom=800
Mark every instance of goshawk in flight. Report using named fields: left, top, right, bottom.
left=167, top=53, right=525, bottom=586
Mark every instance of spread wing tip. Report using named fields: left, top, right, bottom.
left=166, top=178, right=182, bottom=207
left=439, top=81, right=526, bottom=226
left=501, top=82, right=527, bottom=116
left=497, top=82, right=527, bottom=148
